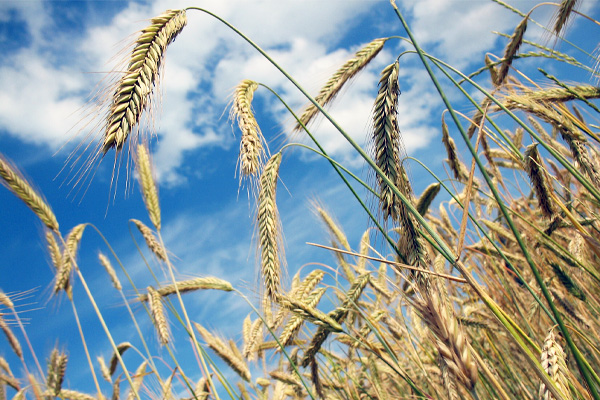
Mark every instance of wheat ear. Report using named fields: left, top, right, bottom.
left=0, top=155, right=59, bottom=232
left=194, top=323, right=251, bottom=382
left=497, top=13, right=529, bottom=85
left=131, top=219, right=167, bottom=261
left=104, top=10, right=187, bottom=153
left=295, top=38, right=386, bottom=131
left=524, top=144, right=556, bottom=219
left=232, top=80, right=265, bottom=181
left=135, top=144, right=161, bottom=231
left=137, top=277, right=232, bottom=302
left=538, top=328, right=572, bottom=400
left=97, top=252, right=122, bottom=291
left=46, top=348, right=68, bottom=396
left=552, top=0, right=580, bottom=36
left=42, top=389, right=96, bottom=400
left=147, top=286, right=170, bottom=345
left=109, top=342, right=132, bottom=376
left=258, top=153, right=283, bottom=302
left=54, top=224, right=86, bottom=298
left=372, top=61, right=403, bottom=221
left=0, top=314, right=22, bottom=358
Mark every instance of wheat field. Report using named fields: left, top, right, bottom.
left=1, top=1, right=600, bottom=399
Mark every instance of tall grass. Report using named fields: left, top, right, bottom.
left=1, top=1, right=600, bottom=399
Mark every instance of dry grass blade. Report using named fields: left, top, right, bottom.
left=194, top=323, right=251, bottom=382
left=147, top=286, right=170, bottom=345
left=104, top=9, right=187, bottom=153
left=135, top=144, right=161, bottom=231
left=258, top=153, right=284, bottom=302
left=295, top=38, right=386, bottom=131
left=137, top=277, right=233, bottom=302
left=524, top=144, right=556, bottom=219
left=131, top=219, right=167, bottom=261
left=372, top=60, right=403, bottom=221
left=232, top=80, right=265, bottom=181
left=497, top=13, right=529, bottom=85
left=0, top=155, right=59, bottom=232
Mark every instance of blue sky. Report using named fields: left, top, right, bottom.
left=1, top=0, right=599, bottom=397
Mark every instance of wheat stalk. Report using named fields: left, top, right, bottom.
left=136, top=144, right=161, bottom=231
left=0, top=155, right=59, bottom=232
left=103, top=10, right=187, bottom=153
left=295, top=38, right=386, bottom=131
left=258, top=153, right=283, bottom=302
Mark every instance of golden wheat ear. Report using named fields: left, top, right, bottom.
left=295, top=38, right=387, bottom=132
left=103, top=9, right=187, bottom=154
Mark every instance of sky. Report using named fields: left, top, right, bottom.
left=0, top=0, right=598, bottom=398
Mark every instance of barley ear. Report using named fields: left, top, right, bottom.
left=295, top=38, right=386, bottom=131
left=104, top=9, right=187, bottom=153
left=258, top=153, right=284, bottom=302
left=135, top=144, right=161, bottom=231
left=0, top=155, right=59, bottom=232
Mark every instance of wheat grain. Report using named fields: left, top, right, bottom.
left=132, top=219, right=167, bottom=261
left=258, top=153, right=283, bottom=302
left=147, top=286, right=169, bottom=345
left=135, top=144, right=161, bottom=231
left=104, top=10, right=187, bottom=153
left=0, top=155, right=59, bottom=232
left=295, top=38, right=386, bottom=131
